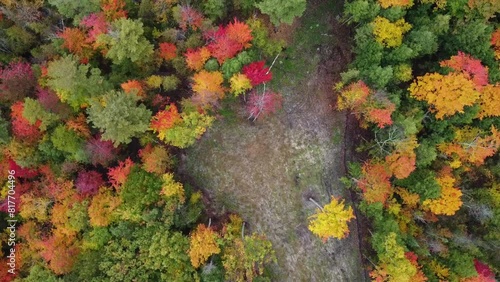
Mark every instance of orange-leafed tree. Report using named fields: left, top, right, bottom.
left=101, top=0, right=127, bottom=20
left=150, top=103, right=182, bottom=136
left=107, top=158, right=134, bottom=189
left=88, top=187, right=121, bottom=227
left=39, top=234, right=80, bottom=275
left=492, top=28, right=500, bottom=60
left=185, top=47, right=211, bottom=71
left=191, top=70, right=225, bottom=107
left=179, top=5, right=204, bottom=31
left=385, top=135, right=419, bottom=179
left=308, top=197, right=356, bottom=241
left=66, top=113, right=91, bottom=138
left=59, top=27, right=92, bottom=60
left=138, top=144, right=172, bottom=175
left=225, top=18, right=253, bottom=49
left=121, top=80, right=145, bottom=98
left=188, top=224, right=221, bottom=268
left=356, top=160, right=393, bottom=204
left=159, top=42, right=177, bottom=61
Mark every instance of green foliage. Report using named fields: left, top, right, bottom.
left=50, top=125, right=88, bottom=162
left=162, top=75, right=181, bottom=91
left=24, top=264, right=60, bottom=282
left=47, top=0, right=100, bottom=22
left=97, top=18, right=154, bottom=64
left=447, top=250, right=477, bottom=279
left=22, top=98, right=60, bottom=131
left=344, top=0, right=380, bottom=23
left=202, top=0, right=227, bottom=21
left=46, top=55, right=111, bottom=110
left=247, top=19, right=284, bottom=57
left=256, top=0, right=307, bottom=26
left=204, top=58, right=220, bottom=71
left=407, top=28, right=438, bottom=56
left=120, top=166, right=163, bottom=215
left=87, top=90, right=152, bottom=146
left=160, top=108, right=215, bottom=149
left=0, top=113, right=10, bottom=144
left=395, top=169, right=441, bottom=200
left=4, top=25, right=36, bottom=55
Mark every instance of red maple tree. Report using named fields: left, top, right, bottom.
left=242, top=61, right=273, bottom=86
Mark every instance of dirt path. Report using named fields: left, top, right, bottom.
left=182, top=1, right=366, bottom=280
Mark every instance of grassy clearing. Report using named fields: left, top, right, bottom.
left=183, top=0, right=365, bottom=280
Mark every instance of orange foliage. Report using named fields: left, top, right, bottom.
left=59, top=28, right=92, bottom=59
left=66, top=113, right=91, bottom=138
left=357, top=161, right=392, bottom=204
left=121, top=80, right=145, bottom=98
left=188, top=224, right=221, bottom=268
left=101, top=0, right=127, bottom=20
left=409, top=72, right=479, bottom=119
left=150, top=103, right=182, bottom=132
left=40, top=234, right=79, bottom=275
left=10, top=101, right=42, bottom=143
left=88, top=187, right=121, bottom=227
left=107, top=158, right=134, bottom=189
left=337, top=81, right=370, bottom=111
left=366, top=104, right=396, bottom=128
left=138, top=144, right=172, bottom=175
left=191, top=70, right=225, bottom=107
left=225, top=18, right=253, bottom=49
left=492, top=29, right=500, bottom=60
left=185, top=47, right=211, bottom=71
left=159, top=42, right=177, bottom=60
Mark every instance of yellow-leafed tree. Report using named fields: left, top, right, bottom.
left=188, top=224, right=221, bottom=268
left=308, top=197, right=356, bottom=241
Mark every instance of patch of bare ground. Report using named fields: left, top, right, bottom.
left=181, top=0, right=367, bottom=280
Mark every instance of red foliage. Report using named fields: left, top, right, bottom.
left=75, top=170, right=105, bottom=197
left=473, top=259, right=495, bottom=282
left=492, top=29, right=500, bottom=60
left=159, top=42, right=177, bottom=60
left=40, top=235, right=79, bottom=275
left=36, top=87, right=70, bottom=116
left=242, top=61, right=273, bottom=86
left=246, top=90, right=283, bottom=120
left=80, top=13, right=108, bottom=44
left=440, top=52, right=489, bottom=89
left=8, top=159, right=39, bottom=179
left=204, top=20, right=253, bottom=64
left=101, top=0, right=127, bottom=20
left=151, top=103, right=182, bottom=132
left=85, top=135, right=116, bottom=166
left=0, top=258, right=16, bottom=282
left=151, top=94, right=170, bottom=109
left=0, top=62, right=36, bottom=103
left=179, top=5, right=204, bottom=31
left=108, top=158, right=134, bottom=189
left=10, top=102, right=42, bottom=143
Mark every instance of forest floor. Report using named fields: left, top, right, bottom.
left=182, top=0, right=367, bottom=280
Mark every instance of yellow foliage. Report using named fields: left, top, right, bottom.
left=396, top=187, right=420, bottom=208
left=409, top=72, right=479, bottom=119
left=20, top=193, right=51, bottom=221
left=422, top=175, right=463, bottom=215
left=420, top=0, right=447, bottom=9
left=145, top=75, right=163, bottom=88
left=161, top=173, right=185, bottom=204
left=370, top=232, right=418, bottom=282
left=337, top=80, right=370, bottom=111
left=88, top=188, right=121, bottom=227
left=394, top=64, right=413, bottom=82
left=372, top=17, right=412, bottom=48
left=188, top=224, right=221, bottom=268
left=477, top=84, right=500, bottom=120
left=191, top=70, right=225, bottom=107
left=229, top=73, right=252, bottom=96
left=308, top=197, right=355, bottom=241
left=378, top=0, right=413, bottom=8
left=429, top=260, right=450, bottom=279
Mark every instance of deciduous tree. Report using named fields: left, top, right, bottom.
left=188, top=224, right=221, bottom=268
left=308, top=197, right=356, bottom=241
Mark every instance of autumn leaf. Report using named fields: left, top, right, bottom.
left=229, top=73, right=252, bottom=96
left=422, top=172, right=462, bottom=216
left=308, top=197, right=356, bottom=241
left=242, top=61, right=272, bottom=86
left=191, top=70, right=225, bottom=107
left=225, top=18, right=253, bottom=49
left=107, top=158, right=134, bottom=189
left=439, top=51, right=489, bottom=89
left=185, top=47, right=211, bottom=71
left=150, top=103, right=182, bottom=137
left=179, top=5, right=204, bottom=31
left=159, top=42, right=177, bottom=60
left=160, top=173, right=185, bottom=204
left=188, top=224, right=221, bottom=268
left=121, top=80, right=145, bottom=98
